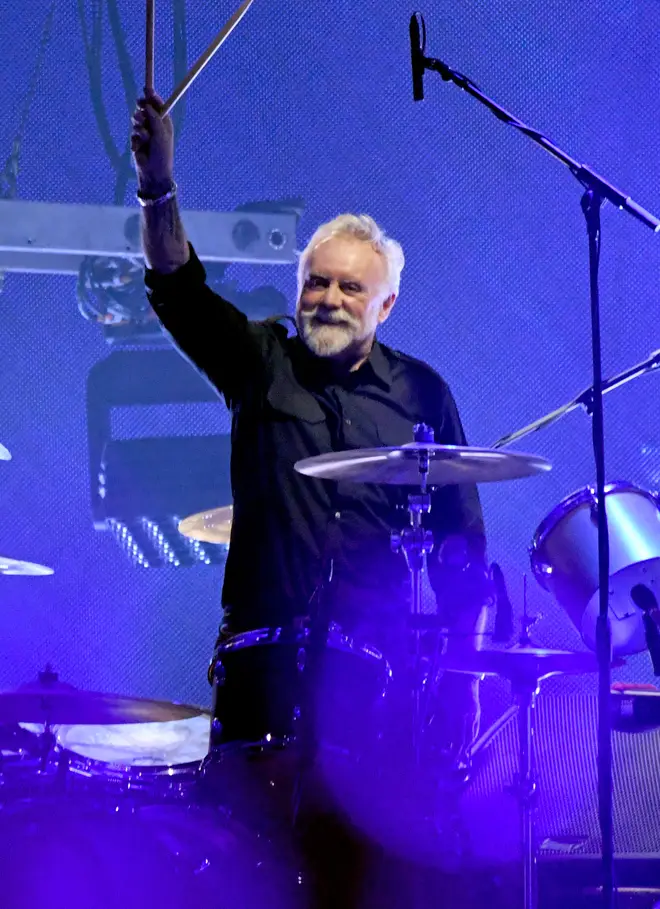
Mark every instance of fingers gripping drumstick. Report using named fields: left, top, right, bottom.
left=146, top=0, right=155, bottom=92
left=159, top=0, right=255, bottom=116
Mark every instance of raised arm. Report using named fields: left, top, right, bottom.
left=130, top=89, right=270, bottom=408
left=131, top=88, right=189, bottom=273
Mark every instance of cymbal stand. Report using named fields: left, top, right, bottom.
left=391, top=423, right=434, bottom=765
left=512, top=667, right=540, bottom=909
left=36, top=667, right=60, bottom=771
left=510, top=615, right=544, bottom=909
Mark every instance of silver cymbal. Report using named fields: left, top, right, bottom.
left=0, top=676, right=208, bottom=725
left=0, top=442, right=10, bottom=461
left=295, top=444, right=551, bottom=485
left=178, top=505, right=233, bottom=545
left=437, top=647, right=597, bottom=681
left=0, top=557, right=54, bottom=577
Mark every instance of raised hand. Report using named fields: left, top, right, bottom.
left=130, top=88, right=175, bottom=198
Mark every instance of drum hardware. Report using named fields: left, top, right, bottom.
left=296, top=432, right=552, bottom=775
left=492, top=561, right=515, bottom=642
left=518, top=574, right=541, bottom=648
left=492, top=346, right=660, bottom=452
left=390, top=422, right=435, bottom=766
left=438, top=645, right=598, bottom=909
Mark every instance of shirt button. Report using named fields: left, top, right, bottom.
left=334, top=511, right=341, bottom=520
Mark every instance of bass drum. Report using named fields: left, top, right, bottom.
left=0, top=713, right=299, bottom=909
left=530, top=481, right=660, bottom=656
left=0, top=795, right=298, bottom=909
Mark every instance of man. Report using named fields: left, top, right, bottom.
left=131, top=89, right=489, bottom=908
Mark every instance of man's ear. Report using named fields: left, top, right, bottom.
left=378, top=293, right=397, bottom=324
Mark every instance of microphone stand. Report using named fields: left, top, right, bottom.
left=412, top=16, right=660, bottom=909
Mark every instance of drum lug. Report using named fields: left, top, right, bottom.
left=211, top=659, right=226, bottom=687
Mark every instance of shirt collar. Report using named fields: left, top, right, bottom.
left=293, top=337, right=393, bottom=391
left=365, top=341, right=393, bottom=390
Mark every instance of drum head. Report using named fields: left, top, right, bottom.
left=56, top=715, right=211, bottom=769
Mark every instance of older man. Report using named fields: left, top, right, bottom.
left=132, top=88, right=489, bottom=908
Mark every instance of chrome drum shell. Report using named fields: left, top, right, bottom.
left=530, top=482, right=660, bottom=656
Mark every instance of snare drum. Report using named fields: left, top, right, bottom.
left=55, top=714, right=211, bottom=800
left=210, top=623, right=391, bottom=755
left=530, top=481, right=660, bottom=655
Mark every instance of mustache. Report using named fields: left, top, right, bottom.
left=301, top=308, right=359, bottom=328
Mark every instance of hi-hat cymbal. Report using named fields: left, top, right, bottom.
left=178, top=505, right=233, bottom=545
left=0, top=556, right=54, bottom=577
left=0, top=442, right=10, bottom=461
left=0, top=675, right=208, bottom=725
left=437, top=647, right=597, bottom=682
left=295, top=444, right=551, bottom=486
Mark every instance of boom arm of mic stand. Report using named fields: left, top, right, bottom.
left=420, top=55, right=660, bottom=232
left=491, top=348, right=660, bottom=450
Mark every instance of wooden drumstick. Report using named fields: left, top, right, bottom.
left=145, top=0, right=155, bottom=91
left=161, top=0, right=255, bottom=116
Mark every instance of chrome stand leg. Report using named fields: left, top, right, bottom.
left=515, top=682, right=538, bottom=909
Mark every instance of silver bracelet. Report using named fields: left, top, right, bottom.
left=137, top=181, right=178, bottom=207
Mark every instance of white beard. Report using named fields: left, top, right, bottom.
left=297, top=307, right=381, bottom=359
left=298, top=317, right=356, bottom=357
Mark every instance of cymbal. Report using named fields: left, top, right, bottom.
left=178, top=505, right=233, bottom=545
left=0, top=442, right=10, bottom=461
left=0, top=677, right=208, bottom=725
left=295, top=444, right=551, bottom=486
left=0, top=556, right=54, bottom=577
left=437, top=647, right=597, bottom=682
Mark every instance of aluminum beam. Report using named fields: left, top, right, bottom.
left=0, top=199, right=297, bottom=274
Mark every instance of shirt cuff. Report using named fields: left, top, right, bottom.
left=144, top=242, right=207, bottom=297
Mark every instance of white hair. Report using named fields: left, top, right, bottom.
left=296, top=214, right=405, bottom=299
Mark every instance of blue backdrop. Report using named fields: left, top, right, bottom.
left=1, top=0, right=659, bottom=710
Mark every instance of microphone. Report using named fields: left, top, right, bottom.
left=409, top=13, right=426, bottom=102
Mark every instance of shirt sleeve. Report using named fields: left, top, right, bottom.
left=145, top=243, right=270, bottom=409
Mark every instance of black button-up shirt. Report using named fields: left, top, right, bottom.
left=146, top=246, right=486, bottom=636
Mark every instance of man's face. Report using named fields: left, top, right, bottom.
left=296, top=235, right=396, bottom=361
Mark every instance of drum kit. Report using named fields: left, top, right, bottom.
left=1, top=422, right=660, bottom=909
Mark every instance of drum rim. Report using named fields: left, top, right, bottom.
left=528, top=480, right=658, bottom=589
left=54, top=713, right=212, bottom=777
left=216, top=623, right=386, bottom=664
left=57, top=746, right=206, bottom=778
left=213, top=625, right=392, bottom=699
